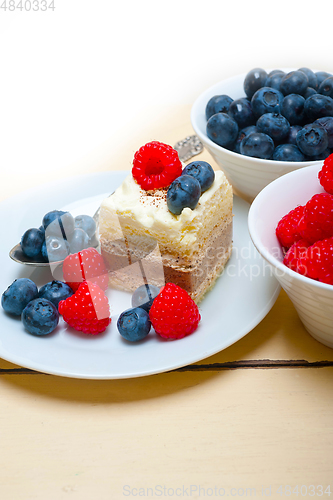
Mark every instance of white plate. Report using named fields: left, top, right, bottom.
left=0, top=171, right=280, bottom=379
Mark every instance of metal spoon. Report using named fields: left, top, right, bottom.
left=9, top=135, right=203, bottom=266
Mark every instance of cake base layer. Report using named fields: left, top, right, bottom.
left=100, top=217, right=233, bottom=303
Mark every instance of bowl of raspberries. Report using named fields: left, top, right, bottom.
left=248, top=153, right=333, bottom=348
left=191, top=67, right=333, bottom=201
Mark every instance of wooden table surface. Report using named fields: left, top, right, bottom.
left=1, top=106, right=332, bottom=500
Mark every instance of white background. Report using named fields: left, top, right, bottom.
left=0, top=0, right=332, bottom=198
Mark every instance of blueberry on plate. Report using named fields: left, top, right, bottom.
left=205, top=94, right=233, bottom=120
left=2, top=278, right=38, bottom=316
left=251, top=87, right=284, bottom=119
left=281, top=94, right=305, bottom=125
left=315, top=71, right=333, bottom=87
left=256, top=113, right=290, bottom=142
left=132, top=284, right=160, bottom=313
left=318, top=76, right=333, bottom=99
left=228, top=98, right=255, bottom=129
left=44, top=211, right=75, bottom=239
left=286, top=125, right=302, bottom=145
left=182, top=161, right=215, bottom=192
left=21, top=227, right=45, bottom=258
left=280, top=71, right=308, bottom=96
left=234, top=125, right=258, bottom=153
left=22, top=298, right=59, bottom=336
left=315, top=117, right=333, bottom=148
left=206, top=113, right=238, bottom=148
left=117, top=307, right=151, bottom=342
left=167, top=175, right=201, bottom=215
left=240, top=132, right=274, bottom=159
left=244, top=68, right=268, bottom=99
left=68, top=228, right=90, bottom=253
left=304, top=148, right=332, bottom=161
left=298, top=67, right=318, bottom=90
left=267, top=69, right=285, bottom=77
left=42, top=235, right=70, bottom=262
left=74, top=214, right=96, bottom=239
left=39, top=280, right=74, bottom=308
left=304, top=94, right=333, bottom=121
left=272, top=144, right=305, bottom=162
left=296, top=125, right=328, bottom=156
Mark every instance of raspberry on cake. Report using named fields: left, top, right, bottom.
left=98, top=141, right=233, bottom=303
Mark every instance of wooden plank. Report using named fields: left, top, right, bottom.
left=0, top=368, right=332, bottom=499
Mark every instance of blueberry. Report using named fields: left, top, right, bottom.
left=166, top=175, right=201, bottom=215
left=303, top=87, right=317, bottom=99
left=206, top=113, right=238, bottom=148
left=182, top=161, right=215, bottom=192
left=304, top=94, right=333, bottom=121
left=272, top=144, right=305, bottom=162
left=315, top=71, right=333, bottom=87
left=240, top=132, right=274, bottom=159
left=298, top=67, right=318, bottom=90
left=244, top=68, right=268, bottom=99
left=131, top=284, right=160, bottom=312
left=22, top=298, right=59, bottom=336
left=251, top=87, right=284, bottom=119
left=74, top=215, right=96, bottom=238
left=117, top=307, right=151, bottom=342
left=315, top=117, right=333, bottom=148
left=296, top=125, right=328, bottom=156
left=265, top=72, right=285, bottom=92
left=42, top=210, right=66, bottom=229
left=205, top=94, right=233, bottom=120
left=286, top=125, right=302, bottom=145
left=68, top=228, right=90, bottom=253
left=21, top=227, right=45, bottom=258
left=256, top=113, right=290, bottom=142
left=305, top=148, right=332, bottom=161
left=280, top=71, right=308, bottom=96
left=44, top=211, right=75, bottom=239
left=42, top=236, right=70, bottom=262
left=319, top=76, right=333, bottom=99
left=234, top=125, right=258, bottom=153
left=228, top=98, right=255, bottom=129
left=39, top=280, right=74, bottom=308
left=281, top=94, right=305, bottom=125
left=2, top=278, right=38, bottom=316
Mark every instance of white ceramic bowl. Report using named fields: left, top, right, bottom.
left=191, top=70, right=322, bottom=202
left=248, top=163, right=333, bottom=348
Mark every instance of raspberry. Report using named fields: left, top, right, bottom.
left=283, top=239, right=310, bottom=272
left=318, top=153, right=333, bottom=194
left=132, top=141, right=182, bottom=190
left=276, top=205, right=304, bottom=249
left=58, top=281, right=111, bottom=334
left=63, top=247, right=108, bottom=292
left=149, top=283, right=200, bottom=340
left=298, top=193, right=333, bottom=244
left=297, top=237, right=333, bottom=285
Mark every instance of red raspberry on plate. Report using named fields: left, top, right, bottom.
left=276, top=205, right=304, bottom=248
left=297, top=237, right=333, bottom=285
left=149, top=283, right=201, bottom=340
left=318, top=153, right=333, bottom=194
left=298, top=193, right=333, bottom=244
left=132, top=141, right=182, bottom=190
left=63, top=247, right=108, bottom=292
left=58, top=281, right=111, bottom=334
left=283, top=239, right=310, bottom=272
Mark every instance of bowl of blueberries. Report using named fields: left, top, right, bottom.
left=191, top=67, right=333, bottom=202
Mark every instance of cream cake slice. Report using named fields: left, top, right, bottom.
left=99, top=167, right=233, bottom=303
